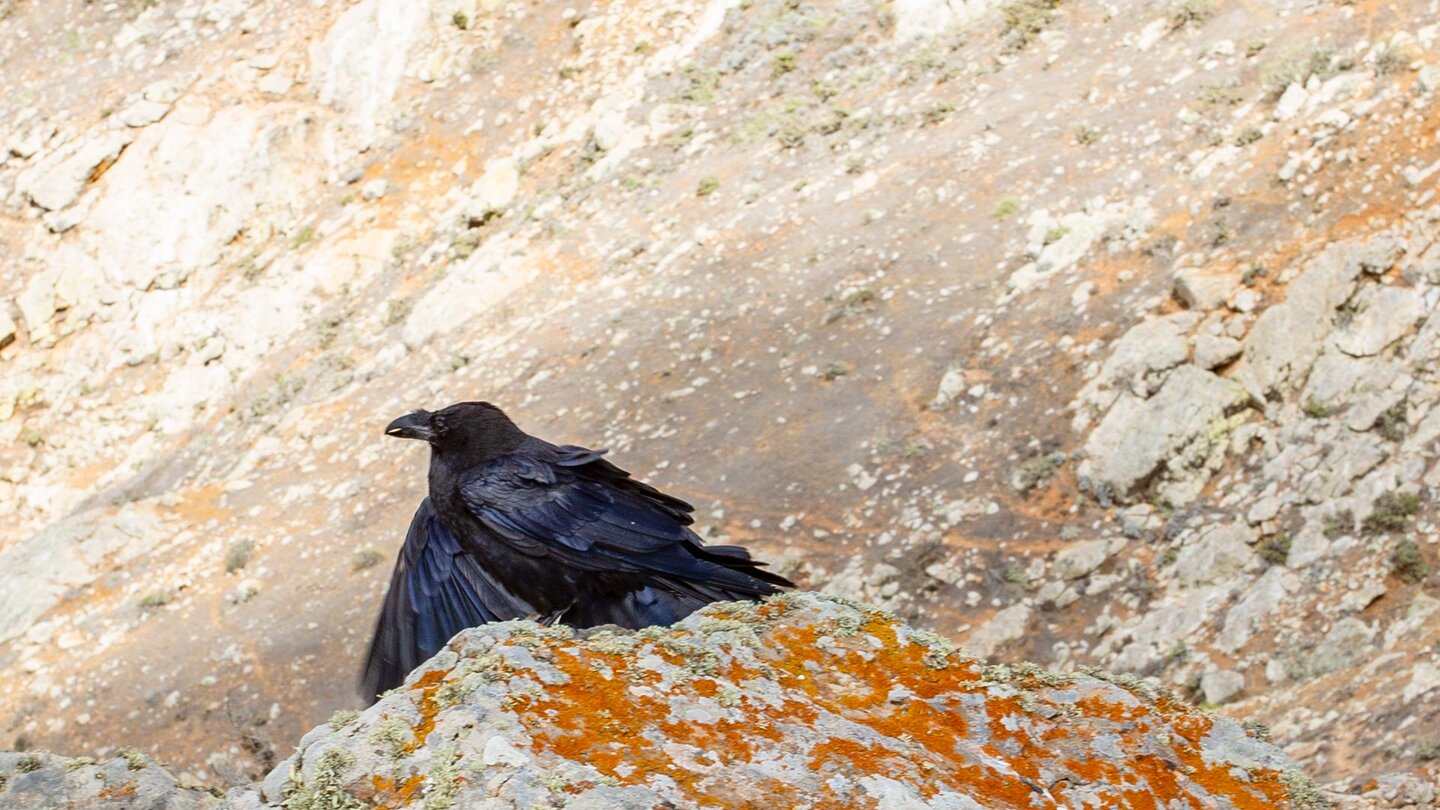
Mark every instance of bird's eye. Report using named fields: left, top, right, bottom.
left=432, top=416, right=447, bottom=434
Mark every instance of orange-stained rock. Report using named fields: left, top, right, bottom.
left=212, top=593, right=1322, bottom=810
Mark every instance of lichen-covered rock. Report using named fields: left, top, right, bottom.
left=219, top=593, right=1305, bottom=809
left=0, top=750, right=218, bottom=809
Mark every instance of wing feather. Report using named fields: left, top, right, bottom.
left=359, top=498, right=534, bottom=704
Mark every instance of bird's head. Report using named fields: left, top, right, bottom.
left=384, top=401, right=524, bottom=460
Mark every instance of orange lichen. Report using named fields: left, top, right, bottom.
left=407, top=668, right=450, bottom=750
left=369, top=773, right=426, bottom=806
left=96, top=780, right=138, bottom=798
left=412, top=599, right=1298, bottom=807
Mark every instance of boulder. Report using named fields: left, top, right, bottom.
left=1080, top=364, right=1251, bottom=505
left=0, top=750, right=216, bottom=809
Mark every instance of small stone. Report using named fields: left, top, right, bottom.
left=482, top=735, right=531, bottom=767
left=1174, top=268, right=1240, bottom=311
left=931, top=366, right=966, bottom=408
left=257, top=72, right=294, bottom=95
left=1053, top=539, right=1112, bottom=580
left=118, top=99, right=170, bottom=128
left=361, top=179, right=388, bottom=201
left=1194, top=334, right=1242, bottom=369
left=1200, top=669, right=1245, bottom=705
left=1273, top=83, right=1309, bottom=121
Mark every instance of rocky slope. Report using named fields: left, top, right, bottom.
left=1, top=0, right=1438, bottom=801
left=2, top=595, right=1319, bottom=809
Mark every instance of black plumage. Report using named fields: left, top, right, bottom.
left=359, top=401, right=791, bottom=703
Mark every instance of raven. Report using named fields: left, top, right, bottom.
left=360, top=401, right=792, bottom=702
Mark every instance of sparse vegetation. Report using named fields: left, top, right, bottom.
left=1363, top=492, right=1421, bottom=534
left=352, top=547, right=384, bottom=571
left=16, top=754, right=42, bottom=773
left=451, top=10, right=469, bottom=29
left=1323, top=511, right=1354, bottom=539
left=677, top=66, right=720, bottom=104
left=385, top=297, right=414, bottom=327
left=1074, top=126, right=1101, bottom=146
left=820, top=362, right=852, bottom=381
left=1234, top=126, right=1264, bottom=146
left=1000, top=0, right=1062, bottom=54
left=1375, top=401, right=1408, bottom=441
left=922, top=101, right=955, bottom=125
left=1043, top=225, right=1070, bottom=245
left=992, top=196, right=1023, bottom=220
left=139, top=590, right=175, bottom=609
left=291, top=224, right=316, bottom=248
left=1168, top=0, right=1214, bottom=30
left=1014, top=454, right=1061, bottom=492
left=1390, top=538, right=1429, bottom=584
left=696, top=176, right=720, bottom=197
left=1263, top=46, right=1348, bottom=99
left=225, top=539, right=254, bottom=574
left=1374, top=43, right=1413, bottom=76
left=1259, top=534, right=1292, bottom=566
left=771, top=50, right=797, bottom=78
left=1302, top=398, right=1334, bottom=419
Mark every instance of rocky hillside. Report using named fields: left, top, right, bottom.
left=1, top=0, right=1438, bottom=801
left=2, top=595, right=1319, bottom=809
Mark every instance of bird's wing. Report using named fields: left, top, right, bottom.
left=359, top=497, right=534, bottom=704
left=458, top=448, right=790, bottom=594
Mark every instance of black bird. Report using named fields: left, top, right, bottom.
left=360, top=401, right=792, bottom=702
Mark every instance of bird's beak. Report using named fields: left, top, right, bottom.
left=384, top=411, right=435, bottom=442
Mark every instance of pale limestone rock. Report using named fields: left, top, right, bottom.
left=1174, top=267, right=1240, bottom=311
left=16, top=130, right=133, bottom=211
left=1173, top=524, right=1257, bottom=588
left=1201, top=669, right=1245, bottom=705
left=1333, top=286, right=1426, bottom=357
left=118, top=98, right=171, bottom=127
left=1081, top=365, right=1250, bottom=505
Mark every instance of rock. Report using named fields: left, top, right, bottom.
left=1174, top=267, right=1240, bottom=311
left=402, top=233, right=533, bottom=347
left=1236, top=240, right=1373, bottom=398
left=1201, top=669, right=1246, bottom=705
left=1173, top=523, right=1257, bottom=587
left=360, top=178, right=388, bottom=200
left=1332, top=286, right=1425, bottom=357
left=310, top=0, right=436, bottom=152
left=1194, top=333, right=1243, bottom=369
left=963, top=602, right=1031, bottom=657
left=256, top=72, right=294, bottom=96
left=1080, top=365, right=1251, bottom=505
left=1403, top=662, right=1440, bottom=702
left=931, top=365, right=966, bottom=407
left=15, top=269, right=58, bottom=336
left=466, top=157, right=520, bottom=218
left=118, top=98, right=171, bottom=128
left=0, top=505, right=168, bottom=645
left=0, top=750, right=216, bottom=809
left=1219, top=567, right=1299, bottom=652
left=1075, top=311, right=1201, bottom=418
left=216, top=594, right=1301, bottom=809
left=1053, top=537, right=1116, bottom=580
left=1274, top=82, right=1309, bottom=121
left=1309, top=617, right=1375, bottom=677
left=0, top=310, right=15, bottom=348
left=15, top=131, right=133, bottom=211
